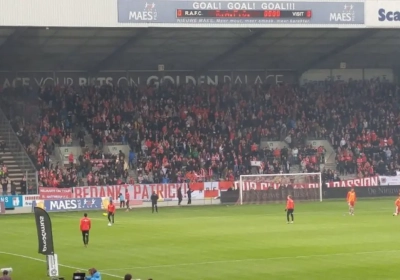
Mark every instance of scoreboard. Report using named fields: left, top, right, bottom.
left=118, top=0, right=365, bottom=27
left=176, top=10, right=313, bottom=19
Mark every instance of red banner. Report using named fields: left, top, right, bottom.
left=325, top=176, right=379, bottom=188
left=39, top=187, right=73, bottom=199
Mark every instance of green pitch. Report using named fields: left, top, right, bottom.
left=1, top=199, right=399, bottom=280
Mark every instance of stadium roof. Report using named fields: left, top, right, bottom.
left=0, top=27, right=399, bottom=73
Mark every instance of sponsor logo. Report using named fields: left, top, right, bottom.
left=39, top=216, right=47, bottom=253
left=329, top=4, right=356, bottom=22
left=34, top=198, right=103, bottom=212
left=128, top=2, right=158, bottom=21
left=12, top=196, right=20, bottom=207
left=23, top=195, right=40, bottom=206
left=378, top=8, right=400, bottom=22
left=47, top=254, right=59, bottom=277
left=0, top=195, right=23, bottom=208
left=48, top=199, right=99, bottom=211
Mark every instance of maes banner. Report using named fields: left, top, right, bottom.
left=118, top=0, right=365, bottom=26
left=33, top=198, right=108, bottom=213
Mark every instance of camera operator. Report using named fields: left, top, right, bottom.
left=85, top=268, right=101, bottom=280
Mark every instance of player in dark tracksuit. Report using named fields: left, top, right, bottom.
left=187, top=187, right=193, bottom=205
left=177, top=186, right=183, bottom=205
left=151, top=191, right=159, bottom=213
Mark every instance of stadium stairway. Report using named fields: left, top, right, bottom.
left=0, top=137, right=24, bottom=188
left=0, top=123, right=38, bottom=193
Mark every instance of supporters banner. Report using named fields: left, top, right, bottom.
left=39, top=188, right=72, bottom=199
left=324, top=185, right=400, bottom=199
left=34, top=207, right=55, bottom=255
left=233, top=181, right=320, bottom=190
left=0, top=70, right=295, bottom=89
left=233, top=176, right=379, bottom=190
left=325, top=176, right=379, bottom=188
left=33, top=198, right=104, bottom=213
left=0, top=195, right=23, bottom=208
left=378, top=176, right=400, bottom=186
left=73, top=184, right=204, bottom=201
left=366, top=1, right=400, bottom=28
left=118, top=0, right=365, bottom=26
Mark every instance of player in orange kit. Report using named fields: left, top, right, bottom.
left=285, top=195, right=295, bottom=224
left=80, top=213, right=91, bottom=247
left=393, top=196, right=400, bottom=216
left=347, top=188, right=356, bottom=215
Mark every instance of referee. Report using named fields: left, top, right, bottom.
left=285, top=195, right=295, bottom=224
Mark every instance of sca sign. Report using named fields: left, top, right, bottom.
left=378, top=8, right=400, bottom=21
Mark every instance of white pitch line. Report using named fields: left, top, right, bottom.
left=101, top=249, right=400, bottom=271
left=0, top=251, right=122, bottom=279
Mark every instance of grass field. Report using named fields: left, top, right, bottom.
left=1, top=199, right=400, bottom=280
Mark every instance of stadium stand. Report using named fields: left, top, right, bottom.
left=1, top=78, right=399, bottom=190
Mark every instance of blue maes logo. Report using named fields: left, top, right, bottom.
left=378, top=8, right=400, bottom=21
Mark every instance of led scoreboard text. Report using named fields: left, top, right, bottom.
left=176, top=9, right=312, bottom=18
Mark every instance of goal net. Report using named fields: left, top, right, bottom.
left=238, top=172, right=322, bottom=205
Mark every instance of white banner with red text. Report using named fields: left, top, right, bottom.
left=378, top=176, right=400, bottom=186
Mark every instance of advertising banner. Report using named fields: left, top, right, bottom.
left=324, top=185, right=400, bottom=199
left=33, top=198, right=108, bottom=213
left=34, top=207, right=55, bottom=255
left=73, top=184, right=205, bottom=201
left=39, top=188, right=72, bottom=199
left=220, top=188, right=320, bottom=203
left=22, top=195, right=40, bottom=207
left=366, top=1, right=400, bottom=28
left=378, top=176, right=400, bottom=186
left=118, top=0, right=365, bottom=26
left=47, top=254, right=59, bottom=277
left=0, top=195, right=23, bottom=208
left=221, top=185, right=400, bottom=203
left=0, top=70, right=295, bottom=90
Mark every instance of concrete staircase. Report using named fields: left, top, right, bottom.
left=0, top=114, right=38, bottom=193
left=259, top=139, right=337, bottom=173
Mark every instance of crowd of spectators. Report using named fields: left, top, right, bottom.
left=1, top=78, right=400, bottom=188
left=79, top=148, right=130, bottom=186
